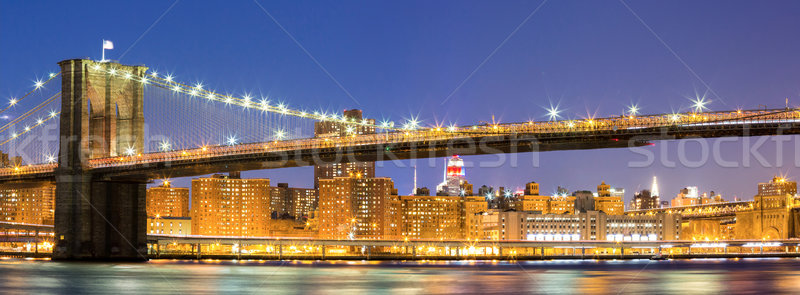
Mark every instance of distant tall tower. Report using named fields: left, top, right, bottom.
left=436, top=156, right=467, bottom=196
left=412, top=165, right=417, bottom=195
left=651, top=176, right=659, bottom=197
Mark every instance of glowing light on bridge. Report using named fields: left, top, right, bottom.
left=545, top=104, right=561, bottom=121
left=226, top=136, right=238, bottom=146
left=150, top=71, right=158, bottom=77
left=274, top=129, right=286, bottom=140
left=34, top=80, right=44, bottom=89
left=691, top=96, right=710, bottom=113
left=124, top=147, right=136, bottom=156
left=45, top=154, right=56, bottom=164
left=159, top=140, right=172, bottom=151
left=9, top=98, right=17, bottom=106
left=404, top=117, right=419, bottom=130
left=165, top=74, right=174, bottom=82
left=48, top=73, right=56, bottom=78
left=628, top=104, right=639, bottom=116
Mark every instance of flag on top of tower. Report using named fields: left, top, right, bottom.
left=103, top=40, right=114, bottom=50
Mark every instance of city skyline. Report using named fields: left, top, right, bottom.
left=3, top=1, right=800, bottom=203
left=3, top=2, right=800, bottom=293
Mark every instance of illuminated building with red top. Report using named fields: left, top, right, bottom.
left=437, top=155, right=469, bottom=196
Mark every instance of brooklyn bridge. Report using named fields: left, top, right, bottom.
left=1, top=58, right=800, bottom=260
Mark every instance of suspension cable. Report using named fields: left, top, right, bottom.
left=0, top=73, right=60, bottom=116
left=0, top=92, right=60, bottom=134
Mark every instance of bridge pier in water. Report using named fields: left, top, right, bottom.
left=53, top=59, right=149, bottom=261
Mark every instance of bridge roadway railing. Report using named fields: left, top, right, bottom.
left=2, top=108, right=800, bottom=177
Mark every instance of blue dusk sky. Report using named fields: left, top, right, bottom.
left=2, top=0, right=800, bottom=202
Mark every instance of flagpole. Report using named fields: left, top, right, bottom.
left=101, top=40, right=105, bottom=62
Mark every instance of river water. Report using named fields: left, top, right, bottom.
left=0, top=258, right=798, bottom=294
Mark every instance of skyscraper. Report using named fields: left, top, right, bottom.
left=317, top=175, right=397, bottom=239
left=436, top=155, right=469, bottom=196
left=651, top=176, right=660, bottom=198
left=190, top=173, right=270, bottom=237
left=313, top=109, right=376, bottom=189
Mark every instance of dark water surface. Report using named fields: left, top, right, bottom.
left=0, top=258, right=799, bottom=294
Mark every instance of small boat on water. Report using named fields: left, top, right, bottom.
left=650, top=253, right=667, bottom=261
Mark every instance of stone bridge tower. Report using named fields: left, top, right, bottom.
left=54, top=59, right=148, bottom=260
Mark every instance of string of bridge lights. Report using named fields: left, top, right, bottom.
left=0, top=63, right=726, bottom=166
left=1, top=72, right=59, bottom=116
left=91, top=63, right=407, bottom=132
left=92, top=64, right=722, bottom=135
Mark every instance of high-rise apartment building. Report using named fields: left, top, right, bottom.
left=190, top=173, right=270, bottom=237
left=313, top=109, right=376, bottom=189
left=0, top=183, right=55, bottom=225
left=318, top=176, right=396, bottom=239
left=290, top=187, right=318, bottom=220
left=269, top=183, right=318, bottom=220
left=146, top=181, right=190, bottom=218
left=394, top=195, right=486, bottom=240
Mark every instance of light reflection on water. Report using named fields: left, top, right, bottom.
left=0, top=258, right=798, bottom=294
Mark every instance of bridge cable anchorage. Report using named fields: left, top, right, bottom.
left=0, top=73, right=60, bottom=116
left=117, top=68, right=402, bottom=132
left=0, top=92, right=61, bottom=135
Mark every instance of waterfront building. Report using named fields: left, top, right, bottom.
left=190, top=173, right=270, bottom=237
left=148, top=216, right=191, bottom=235
left=146, top=181, right=189, bottom=218
left=313, top=109, right=376, bottom=189
left=394, top=195, right=486, bottom=240
left=499, top=210, right=681, bottom=241
left=318, top=175, right=396, bottom=239
left=573, top=190, right=595, bottom=213
left=0, top=183, right=55, bottom=225
left=473, top=210, right=501, bottom=240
